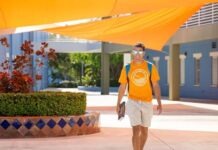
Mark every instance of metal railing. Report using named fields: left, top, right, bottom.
left=181, top=3, right=218, bottom=28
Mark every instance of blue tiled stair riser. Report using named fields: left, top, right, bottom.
left=0, top=112, right=100, bottom=138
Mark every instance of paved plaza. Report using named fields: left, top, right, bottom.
left=0, top=88, right=218, bottom=150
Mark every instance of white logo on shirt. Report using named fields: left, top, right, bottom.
left=130, top=69, right=149, bottom=86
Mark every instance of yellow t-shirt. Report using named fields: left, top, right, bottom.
left=118, top=60, right=160, bottom=102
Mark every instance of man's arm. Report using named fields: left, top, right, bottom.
left=152, top=81, right=162, bottom=114
left=116, top=83, right=127, bottom=114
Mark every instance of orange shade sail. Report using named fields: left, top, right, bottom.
left=45, top=5, right=202, bottom=50
left=0, top=0, right=217, bottom=30
left=0, top=0, right=217, bottom=50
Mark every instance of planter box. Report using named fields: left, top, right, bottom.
left=0, top=112, right=100, bottom=138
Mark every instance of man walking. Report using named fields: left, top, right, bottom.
left=116, top=43, right=162, bottom=150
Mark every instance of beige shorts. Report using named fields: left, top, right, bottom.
left=126, top=99, right=153, bottom=127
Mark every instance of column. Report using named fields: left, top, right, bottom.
left=169, top=44, right=180, bottom=100
left=101, top=42, right=110, bottom=95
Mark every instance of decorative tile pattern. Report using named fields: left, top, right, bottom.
left=36, top=119, right=45, bottom=129
left=47, top=119, right=56, bottom=129
left=68, top=118, right=75, bottom=127
left=0, top=112, right=100, bottom=138
left=29, top=126, right=40, bottom=136
left=63, top=124, right=71, bottom=135
left=90, top=116, right=96, bottom=126
left=40, top=125, right=51, bottom=136
left=24, top=120, right=33, bottom=129
left=85, top=117, right=91, bottom=126
left=18, top=126, right=29, bottom=136
left=12, top=120, right=22, bottom=129
left=77, top=118, right=84, bottom=127
left=1, top=120, right=10, bottom=129
left=58, top=118, right=66, bottom=128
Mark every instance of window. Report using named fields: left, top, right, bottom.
left=153, top=57, right=160, bottom=71
left=180, top=55, right=186, bottom=85
left=193, top=53, right=202, bottom=86
left=165, top=56, right=169, bottom=85
left=195, top=59, right=201, bottom=85
left=210, top=52, right=218, bottom=87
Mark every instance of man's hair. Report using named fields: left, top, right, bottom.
left=134, top=43, right=146, bottom=51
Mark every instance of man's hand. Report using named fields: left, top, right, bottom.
left=116, top=103, right=120, bottom=115
left=152, top=81, right=162, bottom=115
left=116, top=83, right=127, bottom=115
left=157, top=104, right=162, bottom=115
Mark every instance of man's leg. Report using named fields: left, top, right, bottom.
left=140, top=126, right=148, bottom=150
left=132, top=125, right=141, bottom=150
left=140, top=102, right=153, bottom=149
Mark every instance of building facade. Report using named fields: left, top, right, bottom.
left=147, top=39, right=218, bottom=100
left=147, top=3, right=218, bottom=99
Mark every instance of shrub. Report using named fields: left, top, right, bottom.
left=0, top=71, right=33, bottom=93
left=0, top=38, right=57, bottom=93
left=0, top=92, right=86, bottom=116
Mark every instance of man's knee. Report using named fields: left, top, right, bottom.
left=140, top=126, right=148, bottom=136
left=132, top=125, right=141, bottom=136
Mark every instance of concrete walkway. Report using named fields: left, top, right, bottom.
left=1, top=88, right=218, bottom=150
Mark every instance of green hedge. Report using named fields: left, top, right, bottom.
left=0, top=92, right=86, bottom=116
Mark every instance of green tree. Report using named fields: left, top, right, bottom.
left=110, top=53, right=123, bottom=87
left=49, top=53, right=75, bottom=82
left=49, top=52, right=123, bottom=87
left=70, top=53, right=101, bottom=86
